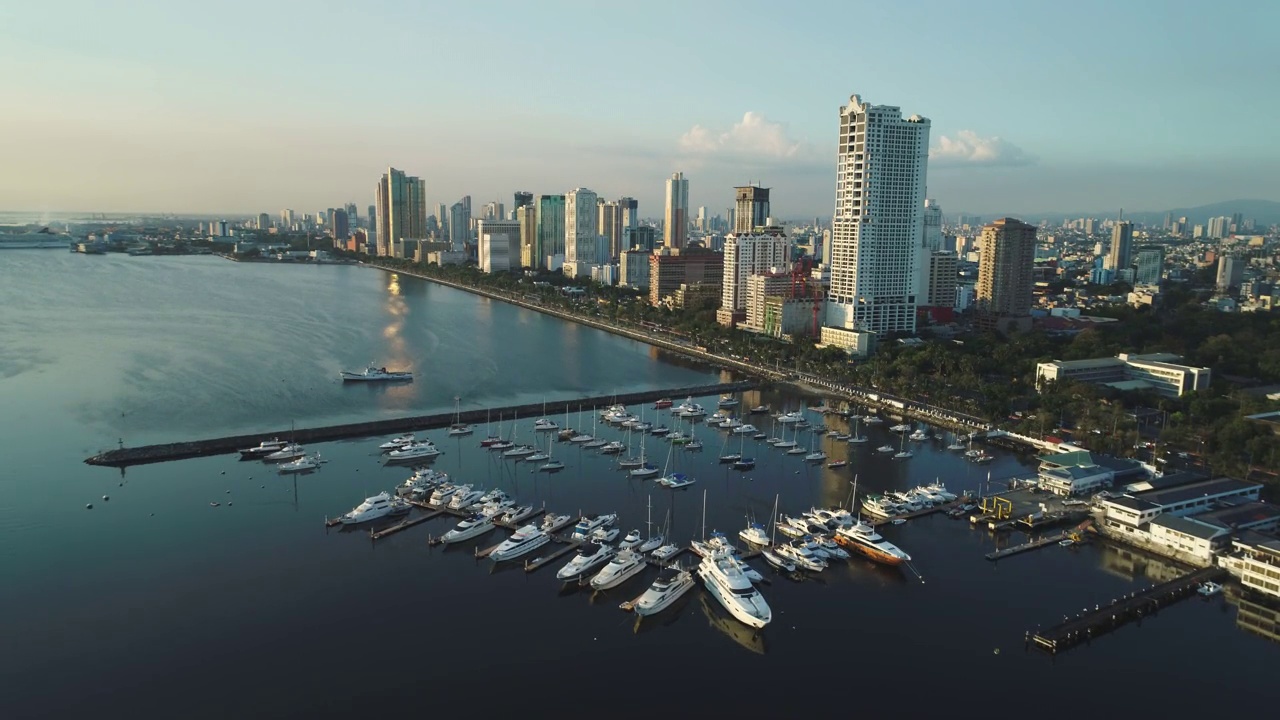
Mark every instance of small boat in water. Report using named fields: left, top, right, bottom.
left=379, top=434, right=416, bottom=451
left=1197, top=581, right=1223, bottom=597
left=340, top=364, right=413, bottom=382
left=827, top=460, right=848, bottom=469
left=263, top=443, right=306, bottom=462
left=278, top=453, right=322, bottom=473
left=239, top=437, right=287, bottom=458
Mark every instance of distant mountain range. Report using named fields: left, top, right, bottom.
left=957, top=199, right=1280, bottom=228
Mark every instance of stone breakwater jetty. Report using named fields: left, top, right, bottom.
left=85, top=380, right=758, bottom=467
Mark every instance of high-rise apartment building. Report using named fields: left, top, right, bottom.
left=1134, top=245, right=1165, bottom=286
left=826, top=94, right=930, bottom=335
left=620, top=249, right=650, bottom=290
left=477, top=219, right=521, bottom=274
left=257, top=213, right=270, bottom=230
left=976, top=217, right=1037, bottom=333
left=332, top=208, right=349, bottom=240
left=922, top=199, right=943, bottom=251
left=924, top=251, right=958, bottom=308
left=734, top=186, right=770, bottom=233
left=618, top=197, right=639, bottom=232
left=375, top=167, right=426, bottom=257
left=517, top=204, right=537, bottom=268
left=434, top=203, right=449, bottom=239
left=1107, top=221, right=1133, bottom=271
left=717, top=226, right=789, bottom=327
left=1208, top=216, right=1230, bottom=239
left=624, top=226, right=656, bottom=252
left=648, top=249, right=722, bottom=306
left=598, top=200, right=622, bottom=260
left=449, top=199, right=471, bottom=250
left=1216, top=254, right=1243, bottom=293
left=663, top=172, right=688, bottom=249
left=563, top=188, right=599, bottom=278
left=536, top=194, right=566, bottom=267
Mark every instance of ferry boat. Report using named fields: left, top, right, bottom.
left=697, top=551, right=772, bottom=628
left=489, top=524, right=550, bottom=562
left=632, top=565, right=695, bottom=616
left=340, top=364, right=413, bottom=382
left=834, top=520, right=911, bottom=566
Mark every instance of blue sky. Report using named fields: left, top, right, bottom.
left=2, top=0, right=1276, bottom=219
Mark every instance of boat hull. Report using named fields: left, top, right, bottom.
left=634, top=579, right=694, bottom=616
left=833, top=534, right=906, bottom=566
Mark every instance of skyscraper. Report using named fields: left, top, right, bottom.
left=826, top=93, right=930, bottom=335
left=375, top=167, right=425, bottom=257
left=513, top=192, right=534, bottom=213
left=922, top=199, right=943, bottom=251
left=449, top=198, right=471, bottom=250
left=618, top=197, right=639, bottom=232
left=435, top=203, right=448, bottom=239
left=477, top=219, right=521, bottom=273
left=733, top=185, right=770, bottom=233
left=536, top=194, right=566, bottom=267
left=1208, top=216, right=1230, bottom=239
left=332, top=208, right=349, bottom=240
left=564, top=188, right=599, bottom=278
left=976, top=217, right=1037, bottom=334
left=925, top=251, right=958, bottom=308
left=663, top=172, right=688, bottom=249
left=257, top=213, right=270, bottom=230
left=517, top=204, right=537, bottom=268
left=1107, top=220, right=1133, bottom=271
left=1216, top=254, right=1243, bottom=293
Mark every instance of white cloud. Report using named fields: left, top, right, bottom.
left=931, top=130, right=1034, bottom=167
left=678, top=112, right=801, bottom=158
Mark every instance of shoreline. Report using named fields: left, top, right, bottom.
left=367, top=262, right=994, bottom=435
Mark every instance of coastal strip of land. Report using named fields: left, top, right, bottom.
left=85, top=381, right=756, bottom=467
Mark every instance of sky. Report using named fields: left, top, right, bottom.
left=1, top=0, right=1277, bottom=220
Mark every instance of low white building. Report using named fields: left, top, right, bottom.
left=1035, top=352, right=1211, bottom=398
left=1220, top=532, right=1280, bottom=599
left=818, top=326, right=875, bottom=357
left=1036, top=450, right=1145, bottom=496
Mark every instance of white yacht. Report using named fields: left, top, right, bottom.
left=263, top=443, right=305, bottom=462
left=633, top=565, right=696, bottom=616
left=379, top=433, right=414, bottom=451
left=600, top=440, right=625, bottom=454
left=387, top=441, right=441, bottom=461
left=776, top=411, right=805, bottom=424
left=440, top=513, right=496, bottom=543
left=447, top=486, right=484, bottom=510
left=698, top=552, right=772, bottom=629
left=619, top=529, right=643, bottom=549
left=862, top=415, right=883, bottom=425
left=589, top=547, right=647, bottom=590
left=571, top=513, right=618, bottom=541
left=630, top=463, right=660, bottom=478
left=591, top=527, right=620, bottom=543
left=239, top=437, right=287, bottom=458
left=909, top=429, right=928, bottom=442
left=761, top=549, right=795, bottom=573
left=556, top=542, right=617, bottom=581
left=489, top=524, right=551, bottom=562
left=339, top=492, right=406, bottom=525
left=739, top=522, right=771, bottom=546
left=835, top=520, right=911, bottom=566
left=876, top=444, right=895, bottom=453
left=428, top=483, right=461, bottom=507
left=650, top=542, right=681, bottom=561
left=538, top=458, right=565, bottom=472
left=732, top=424, right=757, bottom=435
left=894, top=449, right=914, bottom=460
left=804, top=449, right=827, bottom=462
left=658, top=472, right=696, bottom=489
left=777, top=542, right=827, bottom=572
left=922, top=481, right=958, bottom=501
left=447, top=423, right=473, bottom=436
left=541, top=513, right=572, bottom=531
left=499, top=504, right=537, bottom=524
left=397, top=468, right=447, bottom=497
left=277, top=453, right=321, bottom=473
left=675, top=398, right=707, bottom=417
left=717, top=395, right=740, bottom=407
left=890, top=424, right=911, bottom=433
left=525, top=449, right=551, bottom=462
left=638, top=534, right=664, bottom=553
left=502, top=444, right=537, bottom=458
left=533, top=418, right=558, bottom=432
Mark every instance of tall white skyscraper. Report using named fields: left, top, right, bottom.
left=826, top=94, right=931, bottom=335
left=664, top=172, right=688, bottom=249
left=718, top=226, right=790, bottom=327
left=564, top=188, right=599, bottom=278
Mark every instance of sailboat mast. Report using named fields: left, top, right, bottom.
left=701, top=487, right=707, bottom=540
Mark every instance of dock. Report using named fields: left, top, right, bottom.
left=985, top=531, right=1068, bottom=561
left=869, top=499, right=964, bottom=527
left=1029, top=566, right=1228, bottom=653
left=369, top=510, right=445, bottom=540
left=86, top=380, right=759, bottom=467
left=523, top=539, right=584, bottom=572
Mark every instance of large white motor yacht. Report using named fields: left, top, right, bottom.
left=570, top=513, right=618, bottom=541
left=263, top=443, right=305, bottom=462
left=555, top=542, right=616, bottom=581
left=633, top=565, right=695, bottom=616
left=489, top=524, right=550, bottom=562
left=698, top=551, right=772, bottom=629
left=340, top=364, right=413, bottom=382
left=239, top=437, right=287, bottom=458
left=278, top=453, right=321, bottom=473
left=379, top=434, right=415, bottom=451
left=339, top=492, right=405, bottom=525
left=386, top=441, right=441, bottom=461
left=440, top=513, right=496, bottom=544
left=589, top=547, right=647, bottom=590
left=447, top=486, right=484, bottom=510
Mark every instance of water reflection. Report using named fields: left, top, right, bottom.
left=699, top=592, right=766, bottom=655
left=1097, top=543, right=1188, bottom=584
left=1225, top=588, right=1280, bottom=646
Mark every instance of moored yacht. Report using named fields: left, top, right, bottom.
left=589, top=547, right=647, bottom=590
left=263, top=443, right=306, bottom=462
left=440, top=513, right=496, bottom=543
left=489, top=524, right=550, bottom=562
left=278, top=453, right=322, bottom=473
left=776, top=542, right=827, bottom=572
left=571, top=513, right=618, bottom=541
left=619, top=529, right=643, bottom=549
left=556, top=541, right=617, bottom=581
left=697, top=551, right=772, bottom=629
left=835, top=520, right=911, bottom=566
left=340, top=365, right=413, bottom=382
left=379, top=434, right=416, bottom=451
left=739, top=522, right=770, bottom=546
left=632, top=565, right=695, bottom=616
left=428, top=483, right=461, bottom=507
left=533, top=418, right=558, bottom=432
left=447, top=486, right=484, bottom=510
left=650, top=542, right=681, bottom=562
left=600, top=440, right=625, bottom=454
left=658, top=472, right=695, bottom=489
left=386, top=441, right=441, bottom=462
left=776, top=411, right=805, bottom=424
left=239, top=437, right=287, bottom=458
left=502, top=444, right=537, bottom=458
left=339, top=492, right=407, bottom=525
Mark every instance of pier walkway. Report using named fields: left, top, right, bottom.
left=85, top=381, right=756, bottom=467
left=1029, top=566, right=1227, bottom=653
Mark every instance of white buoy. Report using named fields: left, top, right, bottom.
left=86, top=503, right=93, bottom=509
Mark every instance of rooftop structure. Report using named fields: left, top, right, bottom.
left=1035, top=352, right=1211, bottom=398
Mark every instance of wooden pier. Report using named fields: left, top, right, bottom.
left=370, top=510, right=445, bottom=540
left=523, top=539, right=583, bottom=572
left=1029, top=566, right=1228, bottom=653
left=985, top=532, right=1068, bottom=561
left=85, top=381, right=757, bottom=467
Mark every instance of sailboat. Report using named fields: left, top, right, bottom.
left=946, top=433, right=966, bottom=451
left=629, top=432, right=660, bottom=478
left=766, top=417, right=783, bottom=445
left=785, top=423, right=807, bottom=455
left=718, top=430, right=740, bottom=464
left=447, top=396, right=473, bottom=436
left=533, top=400, right=557, bottom=432
left=538, top=433, right=564, bottom=472
left=847, top=415, right=868, bottom=445
left=558, top=404, right=575, bottom=441
left=480, top=409, right=501, bottom=447
left=583, top=410, right=607, bottom=448
left=685, top=422, right=704, bottom=451
left=488, top=413, right=514, bottom=450
left=637, top=495, right=665, bottom=553
left=775, top=420, right=798, bottom=450
left=804, top=427, right=827, bottom=462
left=759, top=495, right=795, bottom=572
left=657, top=443, right=695, bottom=488
left=569, top=407, right=592, bottom=443
left=732, top=430, right=754, bottom=470
left=618, top=427, right=642, bottom=468
left=894, top=429, right=913, bottom=459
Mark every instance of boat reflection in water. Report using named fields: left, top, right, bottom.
left=699, top=593, right=766, bottom=655
left=631, top=590, right=696, bottom=635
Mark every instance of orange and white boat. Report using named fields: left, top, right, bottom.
left=653, top=398, right=673, bottom=409
left=834, top=520, right=911, bottom=566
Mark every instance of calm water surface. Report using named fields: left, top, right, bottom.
left=0, top=253, right=1274, bottom=718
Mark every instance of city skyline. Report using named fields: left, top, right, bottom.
left=2, top=1, right=1276, bottom=217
